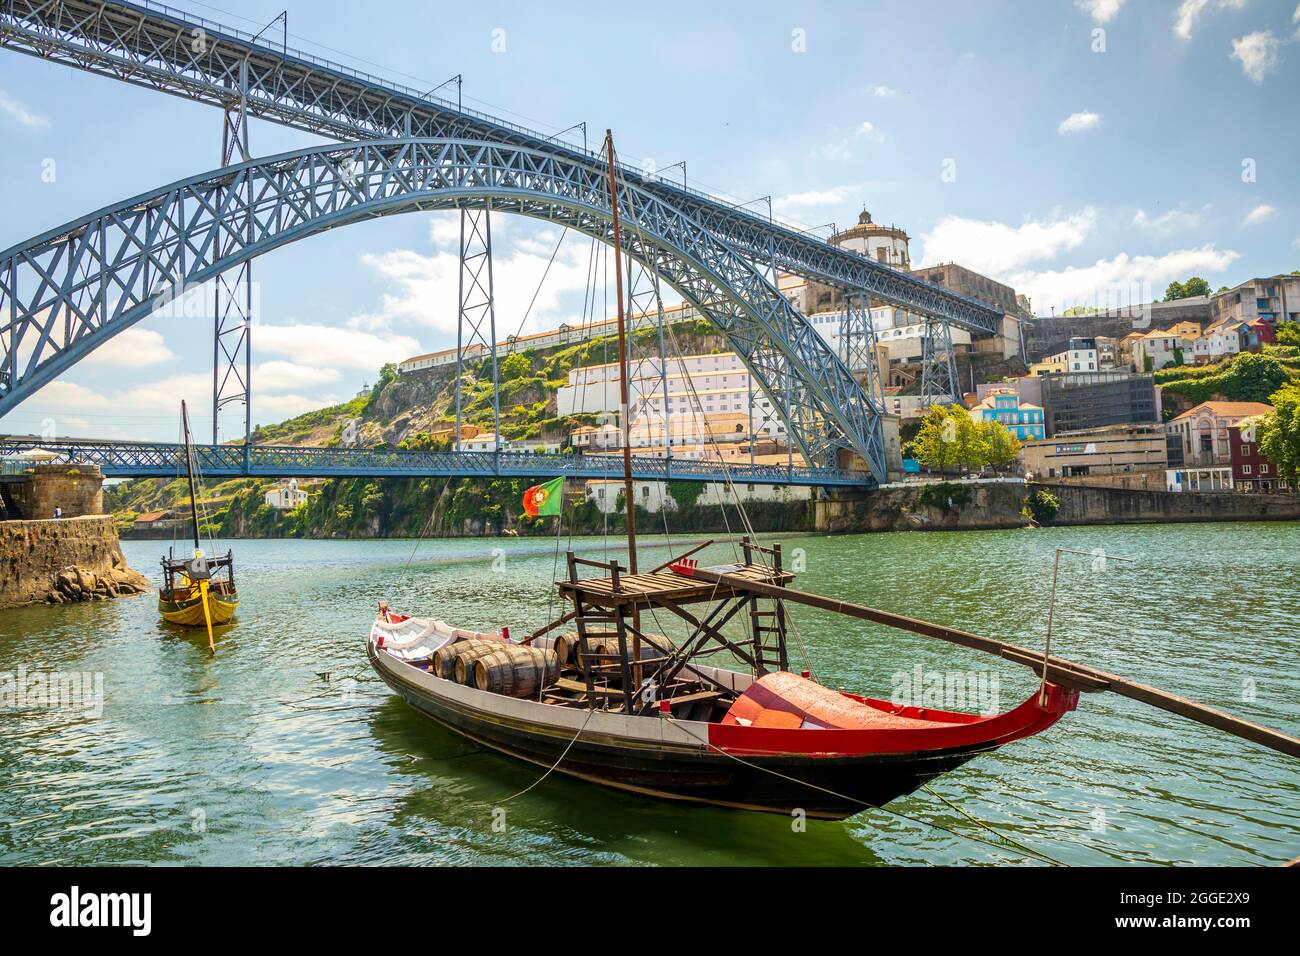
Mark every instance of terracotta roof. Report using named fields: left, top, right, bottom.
left=134, top=510, right=173, bottom=522
left=1171, top=401, right=1273, bottom=421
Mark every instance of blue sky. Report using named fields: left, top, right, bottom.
left=1, top=0, right=1297, bottom=440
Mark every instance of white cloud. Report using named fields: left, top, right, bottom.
left=1057, top=111, right=1101, bottom=135
left=1076, top=0, right=1125, bottom=24
left=1132, top=208, right=1205, bottom=232
left=868, top=85, right=897, bottom=97
left=351, top=237, right=596, bottom=340
left=256, top=322, right=421, bottom=370
left=1012, top=246, right=1241, bottom=315
left=812, top=121, right=884, bottom=161
left=1230, top=30, right=1283, bottom=83
left=856, top=121, right=885, bottom=144
left=253, top=360, right=342, bottom=391
left=82, top=327, right=176, bottom=368
left=0, top=89, right=48, bottom=129
left=1242, top=203, right=1277, bottom=225
left=1175, top=0, right=1248, bottom=41
left=917, top=209, right=1098, bottom=276
left=773, top=184, right=861, bottom=218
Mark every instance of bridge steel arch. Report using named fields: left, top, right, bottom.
left=0, top=0, right=1002, bottom=335
left=0, top=139, right=886, bottom=481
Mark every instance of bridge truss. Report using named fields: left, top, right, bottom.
left=0, top=0, right=1003, bottom=485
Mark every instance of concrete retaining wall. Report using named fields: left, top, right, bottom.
left=1038, top=482, right=1300, bottom=526
left=815, top=480, right=1300, bottom=534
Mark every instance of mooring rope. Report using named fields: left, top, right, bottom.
left=498, top=706, right=597, bottom=803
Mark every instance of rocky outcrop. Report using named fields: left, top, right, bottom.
left=46, top=558, right=150, bottom=605
left=0, top=516, right=151, bottom=609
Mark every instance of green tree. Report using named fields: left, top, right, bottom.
left=907, top=404, right=987, bottom=472
left=979, top=421, right=1022, bottom=470
left=1276, top=321, right=1300, bottom=348
left=1225, top=353, right=1290, bottom=403
left=906, top=405, right=961, bottom=473
left=1166, top=277, right=1210, bottom=300
left=500, top=352, right=531, bottom=381
left=1256, top=383, right=1300, bottom=485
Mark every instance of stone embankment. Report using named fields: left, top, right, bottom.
left=815, top=480, right=1300, bottom=533
left=0, top=516, right=150, bottom=609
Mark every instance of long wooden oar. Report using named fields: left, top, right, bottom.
left=677, top=564, right=1300, bottom=759
left=198, top=578, right=216, bottom=654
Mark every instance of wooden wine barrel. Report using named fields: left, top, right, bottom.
left=473, top=645, right=560, bottom=698
left=453, top=641, right=507, bottom=685
left=575, top=632, right=674, bottom=669
left=531, top=632, right=574, bottom=667
left=432, top=639, right=491, bottom=681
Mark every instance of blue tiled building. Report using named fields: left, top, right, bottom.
left=972, top=390, right=1045, bottom=441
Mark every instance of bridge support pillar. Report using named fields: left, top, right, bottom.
left=454, top=207, right=500, bottom=449
left=212, top=61, right=253, bottom=446
left=920, top=317, right=960, bottom=408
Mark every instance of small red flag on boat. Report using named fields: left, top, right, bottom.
left=523, top=477, right=564, bottom=517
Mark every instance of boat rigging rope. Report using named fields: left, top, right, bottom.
left=664, top=716, right=1066, bottom=866
left=498, top=706, right=597, bottom=803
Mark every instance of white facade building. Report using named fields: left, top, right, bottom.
left=264, top=478, right=308, bottom=510
left=1135, top=331, right=1192, bottom=371
left=584, top=479, right=811, bottom=515
left=1190, top=320, right=1244, bottom=364
left=557, top=353, right=789, bottom=443
left=456, top=433, right=501, bottom=453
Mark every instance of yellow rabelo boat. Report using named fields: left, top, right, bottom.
left=158, top=400, right=238, bottom=648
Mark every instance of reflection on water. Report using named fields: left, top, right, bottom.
left=1, top=523, right=1296, bottom=865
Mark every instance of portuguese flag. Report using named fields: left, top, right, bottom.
left=523, top=477, right=564, bottom=517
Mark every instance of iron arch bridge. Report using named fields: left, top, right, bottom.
left=0, top=138, right=886, bottom=479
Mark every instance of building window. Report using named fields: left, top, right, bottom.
left=1243, top=464, right=1252, bottom=474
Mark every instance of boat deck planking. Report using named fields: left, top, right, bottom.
left=557, top=562, right=795, bottom=610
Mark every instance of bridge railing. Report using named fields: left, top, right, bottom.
left=0, top=438, right=868, bottom=487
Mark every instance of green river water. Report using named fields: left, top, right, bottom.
left=1, top=522, right=1297, bottom=866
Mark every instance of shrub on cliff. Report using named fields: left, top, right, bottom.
left=917, top=482, right=971, bottom=514
left=1022, top=489, right=1060, bottom=525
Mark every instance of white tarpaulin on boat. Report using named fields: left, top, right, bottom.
left=371, top=617, right=457, bottom=661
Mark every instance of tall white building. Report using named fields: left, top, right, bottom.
left=556, top=353, right=789, bottom=442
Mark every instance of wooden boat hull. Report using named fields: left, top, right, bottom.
left=368, top=637, right=1076, bottom=820
left=158, top=587, right=239, bottom=627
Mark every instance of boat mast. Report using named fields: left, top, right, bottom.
left=604, top=129, right=637, bottom=575
left=180, top=399, right=201, bottom=554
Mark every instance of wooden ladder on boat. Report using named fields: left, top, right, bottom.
left=566, top=552, right=636, bottom=711
left=742, top=538, right=790, bottom=675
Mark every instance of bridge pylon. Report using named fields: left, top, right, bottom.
left=919, top=316, right=961, bottom=408
left=212, top=59, right=253, bottom=447
left=454, top=207, right=500, bottom=450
